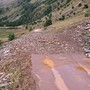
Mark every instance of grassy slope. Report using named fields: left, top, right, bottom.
left=32, top=0, right=90, bottom=28
left=49, top=15, right=88, bottom=29
left=0, top=0, right=71, bottom=25
left=0, top=28, right=29, bottom=42
left=0, top=0, right=90, bottom=25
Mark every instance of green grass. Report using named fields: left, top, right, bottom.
left=0, top=27, right=29, bottom=42
left=0, top=29, right=15, bottom=38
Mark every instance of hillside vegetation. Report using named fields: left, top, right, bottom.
left=0, top=0, right=90, bottom=27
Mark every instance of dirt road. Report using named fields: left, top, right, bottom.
left=31, top=53, right=90, bottom=90
left=30, top=19, right=90, bottom=90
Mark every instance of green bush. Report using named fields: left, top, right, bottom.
left=44, top=5, right=52, bottom=15
left=78, top=3, right=82, bottom=7
left=44, top=19, right=52, bottom=27
left=59, top=15, right=65, bottom=20
left=72, top=6, right=74, bottom=9
left=0, top=7, right=5, bottom=14
left=25, top=25, right=28, bottom=29
left=0, top=40, right=2, bottom=45
left=48, top=14, right=52, bottom=19
left=85, top=13, right=89, bottom=17
left=84, top=4, right=89, bottom=9
left=29, top=27, right=33, bottom=31
left=8, top=33, right=15, bottom=41
left=46, top=0, right=56, bottom=4
left=66, top=0, right=71, bottom=4
left=85, top=10, right=90, bottom=17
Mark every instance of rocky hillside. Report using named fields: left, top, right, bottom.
left=0, top=38, right=36, bottom=90
left=0, top=0, right=90, bottom=26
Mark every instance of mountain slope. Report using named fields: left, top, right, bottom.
left=0, top=0, right=90, bottom=26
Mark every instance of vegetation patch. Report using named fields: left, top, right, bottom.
left=59, top=15, right=65, bottom=20
left=83, top=4, right=89, bottom=9
left=0, top=29, right=12, bottom=38
left=85, top=10, right=90, bottom=17
left=44, top=5, right=52, bottom=16
left=0, top=40, right=3, bottom=46
left=8, top=33, right=15, bottom=41
left=44, top=19, right=52, bottom=27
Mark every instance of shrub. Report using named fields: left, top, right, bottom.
left=57, top=7, right=60, bottom=10
left=85, top=13, right=89, bottom=17
left=48, top=14, right=52, bottom=19
left=45, top=17, right=48, bottom=20
left=85, top=10, right=90, bottom=17
left=78, top=3, right=82, bottom=7
left=59, top=15, right=65, bottom=20
left=57, top=2, right=60, bottom=6
left=44, top=19, right=52, bottom=27
left=29, top=27, right=33, bottom=31
left=73, top=12, right=76, bottom=15
left=44, top=5, right=52, bottom=15
left=25, top=25, right=28, bottom=29
left=8, top=33, right=15, bottom=41
left=0, top=7, right=5, bottom=14
left=0, top=40, right=2, bottom=45
left=66, top=0, right=71, bottom=4
left=84, top=4, right=89, bottom=9
left=72, top=6, right=74, bottom=9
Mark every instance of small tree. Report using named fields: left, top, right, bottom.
left=8, top=33, right=15, bottom=41
left=29, top=27, right=33, bottom=31
left=44, top=19, right=52, bottom=27
left=59, top=15, right=65, bottom=20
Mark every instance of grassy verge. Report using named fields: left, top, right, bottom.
left=0, top=28, right=29, bottom=42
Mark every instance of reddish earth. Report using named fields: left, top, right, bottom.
left=30, top=18, right=90, bottom=90
left=31, top=53, right=90, bottom=90
left=0, top=18, right=90, bottom=90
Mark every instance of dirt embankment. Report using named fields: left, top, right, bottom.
left=0, top=40, right=36, bottom=90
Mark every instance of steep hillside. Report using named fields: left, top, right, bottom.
left=0, top=0, right=90, bottom=27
